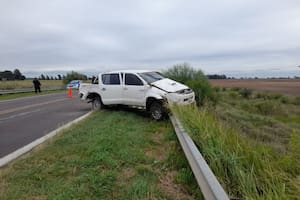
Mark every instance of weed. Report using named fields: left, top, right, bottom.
left=228, top=91, right=239, bottom=99
left=186, top=79, right=218, bottom=106
left=239, top=88, right=252, bottom=99
left=254, top=101, right=282, bottom=115
left=292, top=97, right=300, bottom=105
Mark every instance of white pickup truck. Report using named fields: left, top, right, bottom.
left=79, top=70, right=195, bottom=120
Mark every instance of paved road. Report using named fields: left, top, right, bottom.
left=0, top=92, right=91, bottom=158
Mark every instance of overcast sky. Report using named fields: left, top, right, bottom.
left=1, top=0, right=300, bottom=77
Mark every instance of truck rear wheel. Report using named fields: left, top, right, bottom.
left=92, top=97, right=103, bottom=110
left=149, top=101, right=165, bottom=120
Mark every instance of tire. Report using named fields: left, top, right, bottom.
left=149, top=101, right=165, bottom=120
left=92, top=96, right=103, bottom=110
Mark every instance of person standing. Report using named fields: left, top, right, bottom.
left=33, top=78, right=41, bottom=93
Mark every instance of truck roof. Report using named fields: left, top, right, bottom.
left=101, top=70, right=156, bottom=74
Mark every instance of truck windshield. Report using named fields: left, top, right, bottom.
left=138, top=72, right=165, bottom=84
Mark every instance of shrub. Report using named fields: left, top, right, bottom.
left=63, top=71, right=88, bottom=84
left=239, top=88, right=252, bottom=99
left=292, top=97, right=300, bottom=105
left=163, top=63, right=218, bottom=105
left=186, top=80, right=218, bottom=106
left=255, top=93, right=266, bottom=99
left=228, top=91, right=238, bottom=99
left=280, top=96, right=289, bottom=104
left=214, top=86, right=220, bottom=92
left=162, top=63, right=207, bottom=84
left=232, top=87, right=241, bottom=92
left=254, top=101, right=281, bottom=115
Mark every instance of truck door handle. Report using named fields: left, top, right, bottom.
left=123, top=87, right=128, bottom=90
left=101, top=88, right=106, bottom=91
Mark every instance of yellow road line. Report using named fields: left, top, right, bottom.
left=0, top=98, right=68, bottom=115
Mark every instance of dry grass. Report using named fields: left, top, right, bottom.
left=210, top=79, right=300, bottom=96
left=0, top=80, right=64, bottom=90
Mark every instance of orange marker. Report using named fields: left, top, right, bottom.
left=68, top=88, right=73, bottom=98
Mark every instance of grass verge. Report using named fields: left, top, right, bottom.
left=172, top=105, right=300, bottom=199
left=0, top=110, right=201, bottom=200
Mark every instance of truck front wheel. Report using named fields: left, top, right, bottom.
left=92, top=97, right=103, bottom=110
left=149, top=101, right=165, bottom=120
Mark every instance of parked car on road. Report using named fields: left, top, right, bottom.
left=79, top=70, right=195, bottom=120
left=66, top=80, right=82, bottom=89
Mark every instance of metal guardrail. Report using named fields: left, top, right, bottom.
left=170, top=115, right=230, bottom=200
left=0, top=87, right=64, bottom=95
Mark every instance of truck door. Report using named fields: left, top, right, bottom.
left=123, top=73, right=146, bottom=106
left=100, top=73, right=123, bottom=104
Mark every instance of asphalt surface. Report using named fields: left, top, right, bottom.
left=0, top=92, right=91, bottom=158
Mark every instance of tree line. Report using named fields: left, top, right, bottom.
left=0, top=69, right=26, bottom=80
left=0, top=69, right=88, bottom=83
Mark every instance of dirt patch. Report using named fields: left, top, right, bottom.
left=210, top=79, right=300, bottom=96
left=32, top=196, right=48, bottom=200
left=150, top=131, right=165, bottom=145
left=146, top=131, right=195, bottom=199
left=159, top=171, right=193, bottom=200
left=120, top=168, right=136, bottom=180
left=145, top=148, right=167, bottom=162
left=146, top=132, right=170, bottom=161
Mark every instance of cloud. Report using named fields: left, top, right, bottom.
left=0, top=0, right=300, bottom=77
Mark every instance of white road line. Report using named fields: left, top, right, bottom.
left=0, top=98, right=67, bottom=115
left=0, top=109, right=42, bottom=123
left=0, top=111, right=93, bottom=168
left=0, top=92, right=66, bottom=104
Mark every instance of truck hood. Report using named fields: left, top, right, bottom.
left=151, top=78, right=189, bottom=93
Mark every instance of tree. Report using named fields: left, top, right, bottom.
left=13, top=69, right=24, bottom=80
left=40, top=74, right=46, bottom=80
left=0, top=70, right=14, bottom=80
left=63, top=71, right=88, bottom=84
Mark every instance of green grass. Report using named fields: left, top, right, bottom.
left=0, top=90, right=66, bottom=101
left=216, top=90, right=300, bottom=152
left=0, top=110, right=200, bottom=200
left=0, top=80, right=64, bottom=90
left=172, top=105, right=300, bottom=199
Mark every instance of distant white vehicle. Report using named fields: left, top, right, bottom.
left=79, top=70, right=195, bottom=120
left=66, top=80, right=82, bottom=89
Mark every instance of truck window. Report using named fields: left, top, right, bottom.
left=102, top=74, right=120, bottom=85
left=125, top=74, right=143, bottom=86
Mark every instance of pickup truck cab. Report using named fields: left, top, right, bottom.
left=79, top=70, right=195, bottom=120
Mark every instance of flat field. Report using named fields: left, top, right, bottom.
left=0, top=80, right=64, bottom=90
left=210, top=79, right=300, bottom=96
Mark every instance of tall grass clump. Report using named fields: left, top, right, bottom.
left=239, top=88, right=252, bottom=99
left=171, top=105, right=299, bottom=199
left=163, top=63, right=218, bottom=105
left=292, top=97, right=300, bottom=105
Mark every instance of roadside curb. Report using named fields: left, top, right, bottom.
left=0, top=111, right=93, bottom=168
